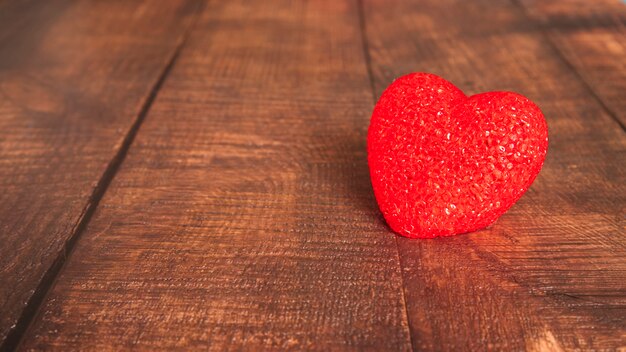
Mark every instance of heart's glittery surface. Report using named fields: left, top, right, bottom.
left=367, top=73, right=548, bottom=238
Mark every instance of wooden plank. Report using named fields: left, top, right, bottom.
left=517, top=0, right=626, bottom=128
left=0, top=0, right=198, bottom=347
left=362, top=0, right=625, bottom=350
left=19, top=1, right=413, bottom=350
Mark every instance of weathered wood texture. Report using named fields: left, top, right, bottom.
left=0, top=0, right=197, bottom=347
left=19, top=1, right=413, bottom=350
left=363, top=0, right=625, bottom=350
left=518, top=0, right=626, bottom=128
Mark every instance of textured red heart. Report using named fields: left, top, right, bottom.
left=367, top=73, right=548, bottom=238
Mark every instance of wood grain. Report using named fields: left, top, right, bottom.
left=19, top=1, right=412, bottom=350
left=517, top=0, right=626, bottom=129
left=0, top=0, right=197, bottom=347
left=363, top=0, right=625, bottom=350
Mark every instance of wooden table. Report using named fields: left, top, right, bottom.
left=1, top=0, right=624, bottom=350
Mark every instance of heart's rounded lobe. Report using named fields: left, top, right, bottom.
left=367, top=73, right=548, bottom=238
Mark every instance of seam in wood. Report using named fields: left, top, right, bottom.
left=1, top=12, right=202, bottom=352
left=510, top=0, right=626, bottom=133
left=357, top=0, right=378, bottom=104
left=356, top=1, right=415, bottom=350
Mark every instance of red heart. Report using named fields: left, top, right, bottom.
left=367, top=73, right=548, bottom=238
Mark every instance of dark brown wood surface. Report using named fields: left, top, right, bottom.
left=0, top=0, right=624, bottom=351
left=0, top=0, right=197, bottom=348
left=18, top=0, right=413, bottom=350
left=363, top=0, right=625, bottom=350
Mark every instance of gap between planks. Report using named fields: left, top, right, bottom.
left=356, top=0, right=416, bottom=351
left=2, top=11, right=203, bottom=352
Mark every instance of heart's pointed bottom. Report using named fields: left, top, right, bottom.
left=367, top=73, right=548, bottom=239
